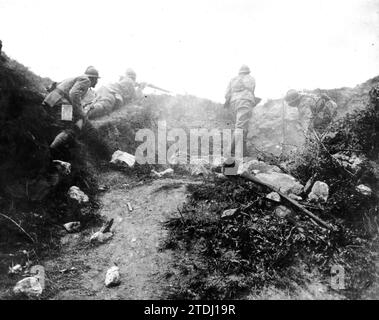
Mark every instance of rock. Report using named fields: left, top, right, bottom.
left=105, top=266, right=121, bottom=287
left=274, top=205, right=292, bottom=218
left=356, top=184, right=372, bottom=196
left=289, top=194, right=303, bottom=201
left=151, top=168, right=174, bottom=178
left=221, top=208, right=238, bottom=218
left=68, top=186, right=89, bottom=204
left=238, top=159, right=282, bottom=175
left=255, top=172, right=304, bottom=195
left=13, top=276, right=43, bottom=297
left=110, top=150, right=136, bottom=167
left=8, top=264, right=22, bottom=275
left=308, top=181, right=329, bottom=203
left=90, top=231, right=113, bottom=243
left=266, top=192, right=281, bottom=202
left=63, top=221, right=81, bottom=233
left=52, top=160, right=71, bottom=176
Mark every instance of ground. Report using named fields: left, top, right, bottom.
left=43, top=170, right=202, bottom=300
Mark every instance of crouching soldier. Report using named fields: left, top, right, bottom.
left=86, top=68, right=145, bottom=119
left=284, top=90, right=337, bottom=135
left=43, top=66, right=100, bottom=150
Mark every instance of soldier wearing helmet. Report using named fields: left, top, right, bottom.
left=43, top=66, right=100, bottom=150
left=224, top=64, right=257, bottom=158
left=284, top=89, right=337, bottom=134
left=86, top=68, right=142, bottom=119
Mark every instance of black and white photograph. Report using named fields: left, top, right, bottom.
left=0, top=0, right=378, bottom=305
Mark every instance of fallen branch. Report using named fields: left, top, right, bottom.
left=0, top=212, right=36, bottom=243
left=238, top=171, right=336, bottom=231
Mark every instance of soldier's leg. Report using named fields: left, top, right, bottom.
left=233, top=102, right=252, bottom=158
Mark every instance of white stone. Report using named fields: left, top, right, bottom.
left=105, top=266, right=121, bottom=287
left=9, top=264, right=22, bottom=275
left=13, top=276, right=43, bottom=297
left=308, top=181, right=329, bottom=203
left=90, top=231, right=113, bottom=243
left=356, top=185, right=372, bottom=196
left=266, top=192, right=281, bottom=202
left=255, top=172, right=304, bottom=195
left=68, top=186, right=89, bottom=204
left=63, top=221, right=81, bottom=233
left=110, top=150, right=136, bottom=167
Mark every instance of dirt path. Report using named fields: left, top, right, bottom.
left=45, top=171, right=198, bottom=300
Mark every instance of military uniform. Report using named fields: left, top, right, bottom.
left=44, top=75, right=92, bottom=121
left=87, top=76, right=137, bottom=119
left=225, top=66, right=256, bottom=157
left=43, top=66, right=100, bottom=150
left=294, top=94, right=337, bottom=134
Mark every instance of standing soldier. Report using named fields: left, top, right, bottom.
left=224, top=65, right=257, bottom=158
left=284, top=90, right=337, bottom=135
left=43, top=66, right=100, bottom=150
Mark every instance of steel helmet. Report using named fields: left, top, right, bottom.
left=285, top=89, right=301, bottom=105
left=239, top=65, right=251, bottom=74
left=125, top=68, right=136, bottom=80
left=84, top=66, right=100, bottom=78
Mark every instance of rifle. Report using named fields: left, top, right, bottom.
left=137, top=82, right=171, bottom=94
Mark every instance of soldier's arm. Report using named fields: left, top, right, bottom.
left=69, top=77, right=91, bottom=118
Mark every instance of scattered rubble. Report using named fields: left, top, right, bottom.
left=110, top=150, right=136, bottom=167
left=105, top=265, right=121, bottom=287
left=308, top=181, right=329, bottom=203
left=68, top=186, right=89, bottom=204
left=13, top=276, right=43, bottom=297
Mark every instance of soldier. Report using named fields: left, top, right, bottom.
left=87, top=68, right=145, bottom=119
left=224, top=65, right=257, bottom=158
left=43, top=66, right=100, bottom=150
left=284, top=89, right=337, bottom=135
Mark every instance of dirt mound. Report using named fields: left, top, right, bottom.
left=0, top=53, right=106, bottom=246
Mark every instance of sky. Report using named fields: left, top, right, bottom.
left=1, top=0, right=378, bottom=102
